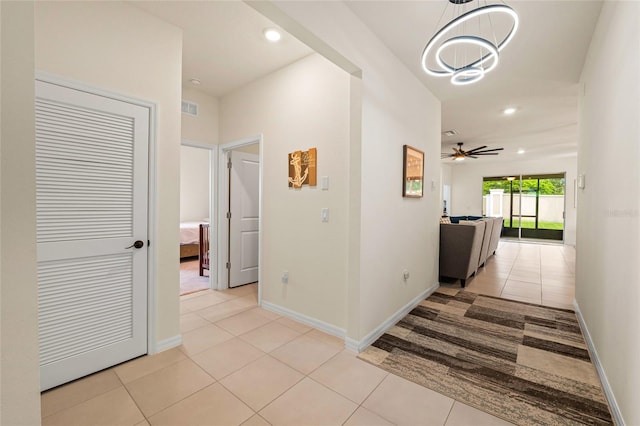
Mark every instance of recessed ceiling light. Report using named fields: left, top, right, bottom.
left=263, top=28, right=282, bottom=42
left=503, top=107, right=517, bottom=115
left=517, top=149, right=525, bottom=154
left=189, top=78, right=201, bottom=86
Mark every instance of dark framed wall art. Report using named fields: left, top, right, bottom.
left=403, top=145, right=424, bottom=198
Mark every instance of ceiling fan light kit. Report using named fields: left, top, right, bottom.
left=421, top=0, right=519, bottom=86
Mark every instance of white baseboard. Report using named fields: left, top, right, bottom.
left=260, top=301, right=346, bottom=340
left=153, top=334, right=182, bottom=354
left=573, top=300, right=625, bottom=426
left=346, top=283, right=439, bottom=352
left=261, top=284, right=438, bottom=353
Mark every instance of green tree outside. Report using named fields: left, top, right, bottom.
left=482, top=178, right=564, bottom=196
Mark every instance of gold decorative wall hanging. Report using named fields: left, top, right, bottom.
left=288, top=148, right=317, bottom=188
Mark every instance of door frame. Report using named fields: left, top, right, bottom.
left=482, top=172, right=566, bottom=243
left=216, top=135, right=262, bottom=301
left=35, top=71, right=160, bottom=354
left=180, top=139, right=217, bottom=291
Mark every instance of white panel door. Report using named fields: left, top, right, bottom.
left=229, top=151, right=259, bottom=288
left=35, top=80, right=149, bottom=391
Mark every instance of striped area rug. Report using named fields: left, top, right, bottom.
left=359, top=288, right=613, bottom=425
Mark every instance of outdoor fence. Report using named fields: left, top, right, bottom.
left=483, top=191, right=564, bottom=224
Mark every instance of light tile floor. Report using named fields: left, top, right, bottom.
left=179, top=259, right=210, bottom=296
left=448, top=240, right=576, bottom=310
left=41, top=240, right=574, bottom=426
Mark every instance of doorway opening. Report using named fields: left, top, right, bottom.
left=179, top=142, right=215, bottom=296
left=482, top=173, right=566, bottom=241
left=217, top=137, right=261, bottom=297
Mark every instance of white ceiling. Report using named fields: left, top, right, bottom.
left=346, top=0, right=603, bottom=163
left=130, top=1, right=313, bottom=97
left=131, top=0, right=603, bottom=164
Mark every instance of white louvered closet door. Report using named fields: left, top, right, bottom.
left=35, top=80, right=149, bottom=391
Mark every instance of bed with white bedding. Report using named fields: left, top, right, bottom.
left=180, top=221, right=206, bottom=258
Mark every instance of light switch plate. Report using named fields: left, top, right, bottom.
left=321, top=176, right=329, bottom=190
left=321, top=208, right=329, bottom=222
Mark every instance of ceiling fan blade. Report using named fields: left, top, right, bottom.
left=465, top=145, right=488, bottom=153
left=468, top=155, right=479, bottom=158
left=473, top=147, right=504, bottom=153
left=473, top=152, right=500, bottom=155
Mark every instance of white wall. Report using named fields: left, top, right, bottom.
left=0, top=2, right=42, bottom=423
left=180, top=145, right=210, bottom=222
left=234, top=143, right=260, bottom=155
left=35, top=1, right=183, bottom=346
left=577, top=2, right=640, bottom=424
left=182, top=86, right=219, bottom=146
left=249, top=2, right=442, bottom=342
left=448, top=157, right=578, bottom=245
left=441, top=163, right=453, bottom=215
left=220, top=53, right=351, bottom=330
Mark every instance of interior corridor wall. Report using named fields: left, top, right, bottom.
left=220, top=54, right=350, bottom=330
left=265, top=1, right=442, bottom=342
left=181, top=86, right=219, bottom=146
left=180, top=145, right=210, bottom=222
left=449, top=157, right=578, bottom=245
left=34, top=1, right=183, bottom=347
left=441, top=164, right=453, bottom=216
left=0, top=2, right=41, bottom=423
left=576, top=1, right=640, bottom=423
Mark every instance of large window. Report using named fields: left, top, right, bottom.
left=482, top=173, right=565, bottom=241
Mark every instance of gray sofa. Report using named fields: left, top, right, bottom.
left=478, top=218, right=494, bottom=268
left=439, top=217, right=503, bottom=287
left=487, top=216, right=503, bottom=256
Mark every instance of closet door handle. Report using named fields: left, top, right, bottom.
left=125, top=240, right=144, bottom=249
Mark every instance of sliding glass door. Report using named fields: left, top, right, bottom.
left=482, top=173, right=565, bottom=241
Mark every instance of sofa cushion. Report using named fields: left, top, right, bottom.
left=449, top=216, right=466, bottom=223
left=477, top=218, right=494, bottom=267
left=487, top=217, right=503, bottom=256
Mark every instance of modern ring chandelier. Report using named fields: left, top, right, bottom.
left=421, top=0, right=519, bottom=86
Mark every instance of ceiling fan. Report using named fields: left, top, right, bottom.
left=441, top=142, right=504, bottom=161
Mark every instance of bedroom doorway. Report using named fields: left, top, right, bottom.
left=217, top=137, right=261, bottom=294
left=180, top=142, right=215, bottom=295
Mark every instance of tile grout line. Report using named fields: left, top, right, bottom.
left=119, top=371, right=151, bottom=424
left=538, top=245, right=543, bottom=302
left=341, top=372, right=396, bottom=426
left=127, top=352, right=219, bottom=423
left=220, top=355, right=307, bottom=418
left=442, top=399, right=457, bottom=426
left=498, top=242, right=518, bottom=300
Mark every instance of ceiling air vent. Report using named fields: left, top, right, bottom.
left=181, top=100, right=199, bottom=117
left=442, top=129, right=458, bottom=137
